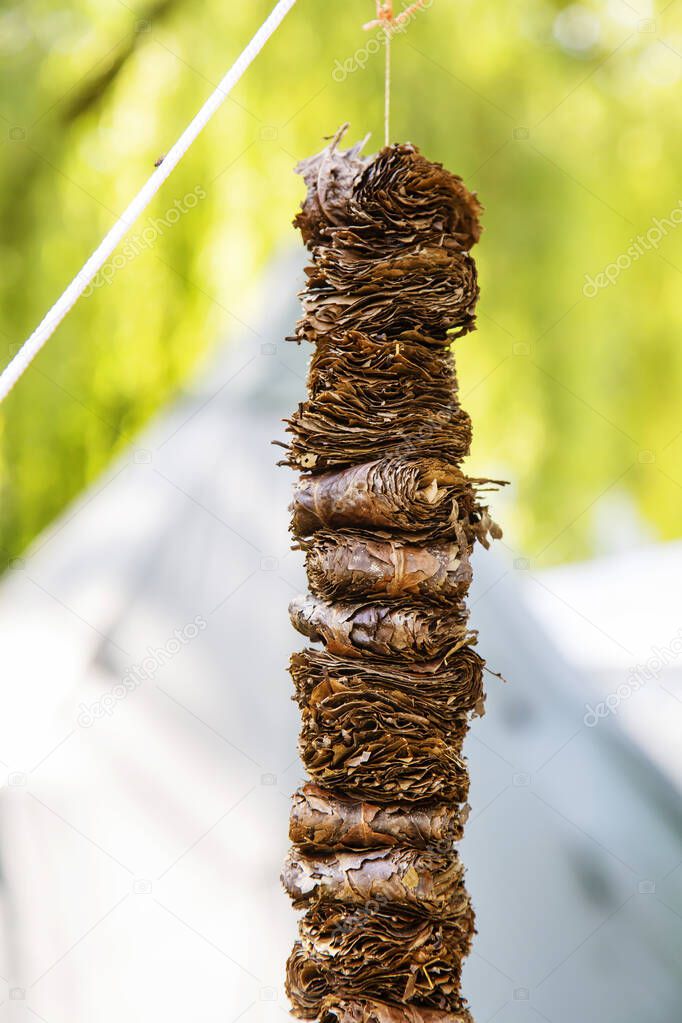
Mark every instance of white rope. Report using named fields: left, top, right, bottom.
left=0, top=0, right=298, bottom=404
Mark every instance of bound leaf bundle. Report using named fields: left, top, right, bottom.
left=290, top=457, right=500, bottom=544
left=291, top=648, right=486, bottom=719
left=287, top=899, right=473, bottom=1015
left=319, top=998, right=474, bottom=1023
left=281, top=125, right=501, bottom=1022
left=304, top=532, right=472, bottom=604
left=282, top=845, right=468, bottom=916
left=289, top=596, right=475, bottom=662
left=283, top=330, right=472, bottom=472
left=297, top=690, right=470, bottom=805
left=294, top=135, right=481, bottom=256
left=289, top=785, right=469, bottom=853
left=297, top=247, right=478, bottom=340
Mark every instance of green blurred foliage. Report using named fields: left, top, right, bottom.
left=1, top=0, right=681, bottom=569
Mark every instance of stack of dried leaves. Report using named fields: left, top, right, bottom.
left=280, top=125, right=501, bottom=1022
left=283, top=329, right=473, bottom=472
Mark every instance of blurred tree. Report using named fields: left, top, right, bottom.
left=1, top=0, right=681, bottom=570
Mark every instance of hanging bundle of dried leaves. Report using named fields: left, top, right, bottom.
left=280, top=124, right=501, bottom=1022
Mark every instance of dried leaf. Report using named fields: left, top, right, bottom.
left=293, top=665, right=471, bottom=804
left=289, top=784, right=469, bottom=853
left=289, top=595, right=475, bottom=663
left=282, top=330, right=471, bottom=473
left=282, top=845, right=469, bottom=918
left=294, top=126, right=481, bottom=258
left=287, top=900, right=474, bottom=1014
left=288, top=942, right=329, bottom=1019
left=290, top=457, right=503, bottom=546
left=296, top=248, right=478, bottom=343
left=319, top=997, right=474, bottom=1023
left=304, top=532, right=472, bottom=605
left=294, top=125, right=370, bottom=248
left=291, top=648, right=485, bottom=722
left=343, top=141, right=482, bottom=255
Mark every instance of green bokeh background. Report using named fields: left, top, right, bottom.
left=1, top=0, right=681, bottom=570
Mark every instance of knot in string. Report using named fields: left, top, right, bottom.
left=363, top=1, right=429, bottom=33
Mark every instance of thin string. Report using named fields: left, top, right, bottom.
left=384, top=26, right=391, bottom=146
left=364, top=0, right=431, bottom=30
left=364, top=0, right=431, bottom=149
left=0, top=0, right=298, bottom=405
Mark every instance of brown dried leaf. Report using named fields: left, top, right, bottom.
left=287, top=899, right=474, bottom=1014
left=282, top=845, right=468, bottom=918
left=282, top=331, right=471, bottom=473
left=294, top=125, right=370, bottom=248
left=320, top=997, right=474, bottom=1023
left=293, top=127, right=481, bottom=257
left=309, top=329, right=459, bottom=394
left=295, top=248, right=478, bottom=343
left=289, top=595, right=475, bottom=663
left=294, top=665, right=470, bottom=804
left=291, top=648, right=485, bottom=722
left=289, top=784, right=469, bottom=852
left=304, top=533, right=472, bottom=605
left=288, top=942, right=330, bottom=1019
left=290, top=457, right=503, bottom=545
left=345, top=141, right=482, bottom=255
